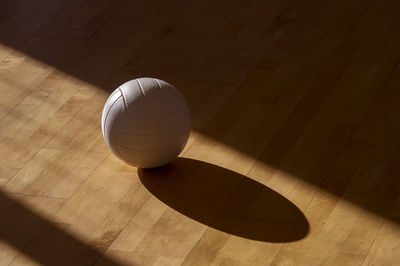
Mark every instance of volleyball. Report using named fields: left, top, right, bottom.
left=101, top=78, right=191, bottom=168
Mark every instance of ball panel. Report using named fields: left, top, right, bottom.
left=137, top=78, right=162, bottom=115
left=119, top=80, right=148, bottom=115
left=116, top=129, right=190, bottom=152
left=158, top=79, right=185, bottom=114
left=108, top=87, right=120, bottom=99
left=117, top=111, right=190, bottom=135
left=103, top=96, right=125, bottom=157
left=117, top=145, right=183, bottom=168
left=119, top=78, right=188, bottom=115
left=101, top=89, right=122, bottom=137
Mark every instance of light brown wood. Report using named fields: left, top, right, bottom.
left=1, top=0, right=400, bottom=265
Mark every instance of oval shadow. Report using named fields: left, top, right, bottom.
left=137, top=158, right=309, bottom=242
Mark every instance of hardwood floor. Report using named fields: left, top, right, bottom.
left=1, top=0, right=400, bottom=265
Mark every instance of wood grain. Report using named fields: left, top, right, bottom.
left=1, top=0, right=400, bottom=265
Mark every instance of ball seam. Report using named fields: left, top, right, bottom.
left=103, top=94, right=122, bottom=138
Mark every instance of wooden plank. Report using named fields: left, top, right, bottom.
left=1, top=0, right=400, bottom=264
left=0, top=193, right=65, bottom=265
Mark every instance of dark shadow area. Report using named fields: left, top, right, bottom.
left=0, top=191, right=123, bottom=266
left=138, top=158, right=309, bottom=242
left=1, top=3, right=400, bottom=263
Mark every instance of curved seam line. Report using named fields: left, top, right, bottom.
left=136, top=79, right=149, bottom=114
left=124, top=110, right=181, bottom=116
left=114, top=104, right=127, bottom=159
left=103, top=95, right=123, bottom=137
left=155, top=78, right=163, bottom=114
left=118, top=88, right=128, bottom=110
left=122, top=158, right=140, bottom=165
left=116, top=129, right=190, bottom=136
left=108, top=88, right=119, bottom=99
left=118, top=144, right=181, bottom=153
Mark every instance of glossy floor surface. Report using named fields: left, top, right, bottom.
left=1, top=0, right=400, bottom=265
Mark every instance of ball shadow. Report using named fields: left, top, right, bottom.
left=137, top=158, right=309, bottom=242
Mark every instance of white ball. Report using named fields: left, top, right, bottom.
left=101, top=78, right=191, bottom=168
